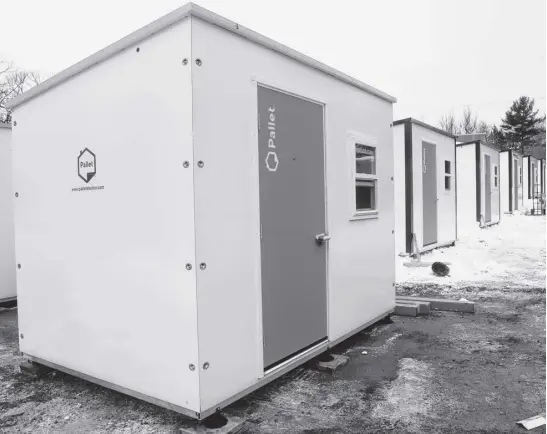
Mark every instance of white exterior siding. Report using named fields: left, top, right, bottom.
left=523, top=156, right=540, bottom=211
left=7, top=5, right=396, bottom=419
left=456, top=144, right=477, bottom=237
left=479, top=144, right=500, bottom=225
left=500, top=151, right=510, bottom=213
left=11, top=18, right=201, bottom=412
left=411, top=123, right=456, bottom=251
left=0, top=125, right=16, bottom=302
left=192, top=16, right=395, bottom=410
left=393, top=123, right=406, bottom=257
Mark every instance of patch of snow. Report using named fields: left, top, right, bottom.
left=397, top=214, right=546, bottom=289
left=371, top=358, right=433, bottom=430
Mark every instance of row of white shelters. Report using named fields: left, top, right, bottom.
left=500, top=150, right=524, bottom=213
left=455, top=135, right=501, bottom=237
left=523, top=154, right=542, bottom=213
left=6, top=3, right=396, bottom=420
left=0, top=123, right=16, bottom=304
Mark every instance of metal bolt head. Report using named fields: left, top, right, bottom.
left=17, top=264, right=21, bottom=269
left=20, top=333, right=24, bottom=339
left=14, top=192, right=18, bottom=198
left=199, top=263, right=207, bottom=270
left=195, top=58, right=202, bottom=66
left=136, top=47, right=140, bottom=52
left=183, top=161, right=190, bottom=168
left=197, top=161, right=204, bottom=168
left=189, top=364, right=195, bottom=371
left=203, top=362, right=209, bottom=370
left=182, top=58, right=188, bottom=65
left=186, top=263, right=192, bottom=271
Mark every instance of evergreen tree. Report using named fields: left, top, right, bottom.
left=501, top=96, right=545, bottom=152
left=488, top=125, right=505, bottom=149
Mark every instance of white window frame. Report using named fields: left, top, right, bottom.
left=444, top=160, right=452, bottom=192
left=493, top=165, right=499, bottom=189
left=348, top=132, right=379, bottom=220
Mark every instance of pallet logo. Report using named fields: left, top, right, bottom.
left=78, top=148, right=96, bottom=183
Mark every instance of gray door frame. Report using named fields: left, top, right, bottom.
left=513, top=157, right=519, bottom=211
left=255, top=82, right=329, bottom=370
left=422, top=141, right=438, bottom=246
left=484, top=154, right=491, bottom=222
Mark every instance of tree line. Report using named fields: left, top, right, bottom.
left=439, top=97, right=546, bottom=156
left=0, top=60, right=40, bottom=124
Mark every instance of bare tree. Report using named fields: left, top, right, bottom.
left=439, top=112, right=459, bottom=135
left=459, top=106, right=478, bottom=134
left=0, top=62, right=40, bottom=123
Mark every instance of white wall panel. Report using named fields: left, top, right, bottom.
left=393, top=124, right=406, bottom=283
left=480, top=145, right=500, bottom=224
left=11, top=18, right=200, bottom=411
left=523, top=157, right=531, bottom=210
left=411, top=124, right=456, bottom=250
left=0, top=126, right=16, bottom=301
left=191, top=17, right=394, bottom=411
left=456, top=144, right=477, bottom=237
left=500, top=152, right=509, bottom=213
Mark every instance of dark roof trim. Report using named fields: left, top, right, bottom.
left=457, top=140, right=500, bottom=152
left=501, top=149, right=523, bottom=157
left=0, top=123, right=12, bottom=129
left=393, top=118, right=455, bottom=139
left=7, top=3, right=396, bottom=110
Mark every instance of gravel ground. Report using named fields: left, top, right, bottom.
left=0, top=215, right=545, bottom=433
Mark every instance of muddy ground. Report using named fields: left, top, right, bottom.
left=0, top=281, right=545, bottom=433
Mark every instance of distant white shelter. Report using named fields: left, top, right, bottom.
left=455, top=137, right=500, bottom=236
left=0, top=123, right=16, bottom=304
left=393, top=118, right=457, bottom=256
left=6, top=3, right=397, bottom=420
left=523, top=155, right=541, bottom=213
left=500, top=150, right=524, bottom=213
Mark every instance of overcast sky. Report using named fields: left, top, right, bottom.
left=1, top=0, right=545, bottom=126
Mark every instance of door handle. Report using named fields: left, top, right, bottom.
left=315, top=233, right=331, bottom=244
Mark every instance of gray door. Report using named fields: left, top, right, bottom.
left=513, top=159, right=519, bottom=210
left=422, top=142, right=437, bottom=246
left=257, top=85, right=327, bottom=369
left=484, top=154, right=491, bottom=222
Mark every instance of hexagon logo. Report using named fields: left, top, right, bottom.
left=78, top=148, right=96, bottom=183
left=265, top=151, right=279, bottom=172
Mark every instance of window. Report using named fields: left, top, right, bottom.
left=355, top=143, right=377, bottom=212
left=444, top=160, right=452, bottom=191
left=494, top=165, right=498, bottom=188
left=519, top=166, right=523, bottom=185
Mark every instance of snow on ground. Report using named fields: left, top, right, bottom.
left=397, top=213, right=546, bottom=288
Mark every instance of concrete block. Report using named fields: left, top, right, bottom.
left=394, top=303, right=418, bottom=317
left=396, top=296, right=475, bottom=313
left=397, top=300, right=430, bottom=315
left=19, top=361, right=52, bottom=378
left=316, top=354, right=349, bottom=373
left=179, top=415, right=245, bottom=434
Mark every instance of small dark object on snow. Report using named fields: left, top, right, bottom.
left=432, top=262, right=450, bottom=277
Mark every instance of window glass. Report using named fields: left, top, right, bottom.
left=445, top=176, right=451, bottom=191
left=356, top=180, right=375, bottom=211
left=445, top=160, right=451, bottom=174
left=355, top=144, right=376, bottom=175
